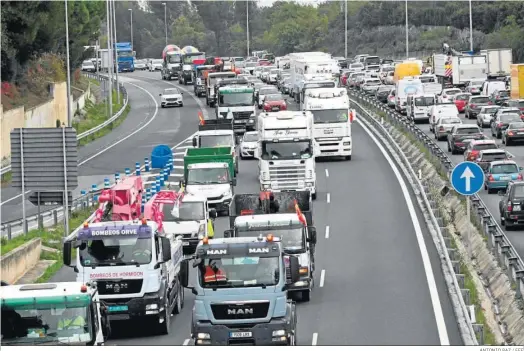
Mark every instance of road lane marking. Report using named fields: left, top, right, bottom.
left=326, top=193, right=330, bottom=203
left=357, top=118, right=450, bottom=345
left=183, top=339, right=190, bottom=346
left=311, top=333, right=318, bottom=346
left=325, top=168, right=329, bottom=177
left=319, top=269, right=326, bottom=287
left=173, top=152, right=185, bottom=156
left=325, top=226, right=330, bottom=239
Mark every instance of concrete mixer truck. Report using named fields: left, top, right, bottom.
left=162, top=45, right=182, bottom=80
left=180, top=46, right=206, bottom=85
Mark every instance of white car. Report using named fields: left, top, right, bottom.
left=438, top=88, right=462, bottom=103
left=240, top=131, right=258, bottom=159
left=81, top=60, right=96, bottom=72
left=254, top=66, right=263, bottom=78
left=160, top=87, right=183, bottom=108
left=149, top=59, right=163, bottom=71
left=361, top=78, right=382, bottom=94
left=434, top=116, right=462, bottom=141
left=134, top=59, right=147, bottom=70
left=477, top=106, right=500, bottom=128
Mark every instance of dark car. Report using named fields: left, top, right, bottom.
left=499, top=181, right=524, bottom=229
left=489, top=89, right=510, bottom=105
left=262, top=94, right=287, bottom=112
left=375, top=86, right=391, bottom=103
left=502, top=121, right=524, bottom=145
left=490, top=112, right=522, bottom=138
left=465, top=95, right=490, bottom=119
left=501, top=99, right=524, bottom=117
left=447, top=125, right=484, bottom=154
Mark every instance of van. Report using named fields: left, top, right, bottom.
left=395, top=78, right=424, bottom=114
left=481, top=80, right=506, bottom=97
left=394, top=62, right=421, bottom=83
left=407, top=94, right=436, bottom=121
left=429, top=104, right=460, bottom=132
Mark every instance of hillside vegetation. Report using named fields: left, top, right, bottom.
left=114, top=1, right=523, bottom=61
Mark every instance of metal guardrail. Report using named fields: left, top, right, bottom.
left=348, top=88, right=524, bottom=319
left=0, top=73, right=128, bottom=176
left=347, top=92, right=479, bottom=345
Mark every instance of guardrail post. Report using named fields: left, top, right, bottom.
left=155, top=176, right=161, bottom=193
left=160, top=171, right=165, bottom=187
left=515, top=270, right=524, bottom=298
left=81, top=190, right=87, bottom=209
left=7, top=225, right=12, bottom=240
left=125, top=168, right=131, bottom=177
left=146, top=187, right=151, bottom=200
left=53, top=210, right=58, bottom=225
left=115, top=172, right=120, bottom=183
left=135, top=162, right=141, bottom=176
left=24, top=220, right=28, bottom=234
left=494, top=234, right=503, bottom=263
left=145, top=157, right=150, bottom=172
left=508, top=257, right=518, bottom=284
left=38, top=215, right=43, bottom=230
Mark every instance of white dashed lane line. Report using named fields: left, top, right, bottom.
left=325, top=225, right=330, bottom=239
left=183, top=339, right=191, bottom=346
left=326, top=193, right=330, bottom=203
left=325, top=168, right=329, bottom=177
left=311, top=332, right=318, bottom=346
left=319, top=269, right=326, bottom=288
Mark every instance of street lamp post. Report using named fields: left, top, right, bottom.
left=246, top=2, right=250, bottom=57
left=111, top=0, right=120, bottom=104
left=405, top=0, right=409, bottom=59
left=344, top=0, right=347, bottom=59
left=64, top=0, right=72, bottom=127
left=469, top=0, right=473, bottom=52
left=162, top=3, right=167, bottom=46
left=106, top=0, right=113, bottom=119
left=129, top=9, right=133, bottom=49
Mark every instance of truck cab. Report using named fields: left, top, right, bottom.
left=303, top=88, right=354, bottom=160
left=194, top=65, right=215, bottom=97
left=216, top=86, right=256, bottom=134
left=184, top=235, right=301, bottom=345
left=162, top=50, right=182, bottom=80
left=206, top=72, right=237, bottom=106
left=224, top=192, right=317, bottom=301
left=255, top=111, right=318, bottom=199
left=144, top=190, right=217, bottom=255
left=1, top=281, right=109, bottom=346
left=62, top=219, right=187, bottom=335
left=115, top=42, right=134, bottom=72
left=297, top=75, right=337, bottom=105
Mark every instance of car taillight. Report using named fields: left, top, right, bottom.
left=488, top=101, right=492, bottom=105
left=508, top=131, right=514, bottom=136
left=488, top=175, right=494, bottom=182
left=518, top=174, right=523, bottom=181
left=470, top=104, right=476, bottom=108
left=498, top=123, right=503, bottom=128
left=443, top=95, right=447, bottom=98
left=507, top=202, right=512, bottom=211
left=439, top=126, right=444, bottom=131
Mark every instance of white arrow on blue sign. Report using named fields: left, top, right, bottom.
left=450, top=161, right=485, bottom=196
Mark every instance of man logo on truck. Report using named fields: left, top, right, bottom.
left=206, top=249, right=227, bottom=255
left=248, top=248, right=270, bottom=254
left=228, top=308, right=254, bottom=315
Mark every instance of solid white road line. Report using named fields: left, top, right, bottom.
left=173, top=165, right=184, bottom=169
left=172, top=152, right=185, bottom=156
left=319, top=270, right=326, bottom=287
left=325, top=168, right=329, bottom=177
left=326, top=193, right=330, bottom=203
left=357, top=119, right=450, bottom=345
left=311, top=333, right=318, bottom=346
left=325, top=226, right=330, bottom=239
left=183, top=339, right=191, bottom=346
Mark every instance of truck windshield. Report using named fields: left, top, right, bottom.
left=79, top=237, right=153, bottom=267
left=311, top=109, right=348, bottom=123
left=199, top=135, right=232, bottom=148
left=209, top=75, right=235, bottom=85
left=199, top=256, right=280, bottom=288
left=261, top=141, right=312, bottom=160
left=419, top=76, right=436, bottom=83
left=118, top=51, right=133, bottom=57
left=162, top=202, right=205, bottom=221
left=304, top=82, right=335, bottom=90
left=187, top=168, right=229, bottom=185
left=415, top=97, right=435, bottom=106
left=1, top=301, right=92, bottom=345
left=219, top=93, right=254, bottom=106
left=236, top=228, right=304, bottom=251
left=167, top=55, right=181, bottom=64
left=183, top=54, right=205, bottom=64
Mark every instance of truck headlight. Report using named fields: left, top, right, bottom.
left=272, top=330, right=286, bottom=337
left=343, top=142, right=351, bottom=146
left=197, top=333, right=210, bottom=340
left=198, top=223, right=205, bottom=235
left=146, top=304, right=158, bottom=310
left=306, top=182, right=314, bottom=187
left=249, top=119, right=254, bottom=123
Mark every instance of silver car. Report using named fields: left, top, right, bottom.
left=434, top=116, right=462, bottom=141
left=240, top=131, right=258, bottom=159
left=361, top=78, right=381, bottom=94
left=476, top=106, right=500, bottom=128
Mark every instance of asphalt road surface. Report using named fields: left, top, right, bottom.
left=49, top=72, right=462, bottom=345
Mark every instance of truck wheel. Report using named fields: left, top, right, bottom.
left=345, top=155, right=351, bottom=161
left=158, top=292, right=171, bottom=335
left=220, top=209, right=229, bottom=217
left=174, top=282, right=184, bottom=314
left=301, top=290, right=311, bottom=302
left=311, top=193, right=317, bottom=201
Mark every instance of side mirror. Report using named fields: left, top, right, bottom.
left=307, top=226, right=317, bottom=244
left=209, top=208, right=217, bottom=219
left=253, top=149, right=260, bottom=159
left=519, top=167, right=523, bottom=171
left=154, top=237, right=171, bottom=268
left=180, top=260, right=189, bottom=287
left=231, top=178, right=237, bottom=186
left=159, top=94, right=162, bottom=96
left=224, top=229, right=233, bottom=238
left=288, top=255, right=300, bottom=283
left=63, top=241, right=72, bottom=266
left=192, top=137, right=197, bottom=147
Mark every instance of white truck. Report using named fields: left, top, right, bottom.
left=63, top=219, right=188, bottom=335
left=1, top=281, right=109, bottom=346
left=303, top=88, right=354, bottom=160
left=292, top=58, right=339, bottom=101
left=206, top=71, right=237, bottom=107
left=480, top=48, right=513, bottom=76
left=297, top=75, right=337, bottom=105
left=415, top=74, right=442, bottom=95
left=289, top=52, right=332, bottom=99
left=433, top=53, right=488, bottom=86
left=254, top=110, right=318, bottom=199
left=395, top=77, right=424, bottom=114
left=215, top=86, right=256, bottom=134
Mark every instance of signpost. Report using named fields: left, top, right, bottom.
left=451, top=161, right=484, bottom=258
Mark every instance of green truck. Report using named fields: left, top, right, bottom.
left=181, top=147, right=237, bottom=216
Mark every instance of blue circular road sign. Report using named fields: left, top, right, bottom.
left=450, top=161, right=484, bottom=196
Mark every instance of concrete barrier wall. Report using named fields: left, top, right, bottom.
left=0, top=81, right=91, bottom=160
left=0, top=238, right=42, bottom=284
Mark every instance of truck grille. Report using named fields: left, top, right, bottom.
left=233, top=111, right=252, bottom=119
left=269, top=164, right=306, bottom=190
left=97, top=279, right=143, bottom=295
left=211, top=302, right=269, bottom=320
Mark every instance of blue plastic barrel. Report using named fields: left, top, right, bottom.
left=151, top=144, right=172, bottom=169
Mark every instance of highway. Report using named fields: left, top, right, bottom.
left=377, top=101, right=524, bottom=263
left=49, top=71, right=462, bottom=345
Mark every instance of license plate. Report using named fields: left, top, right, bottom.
left=500, top=176, right=511, bottom=181
left=182, top=242, right=190, bottom=246
left=108, top=305, right=128, bottom=312
left=321, top=152, right=337, bottom=156
left=272, top=107, right=279, bottom=111
left=230, top=332, right=252, bottom=338
left=234, top=120, right=243, bottom=124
